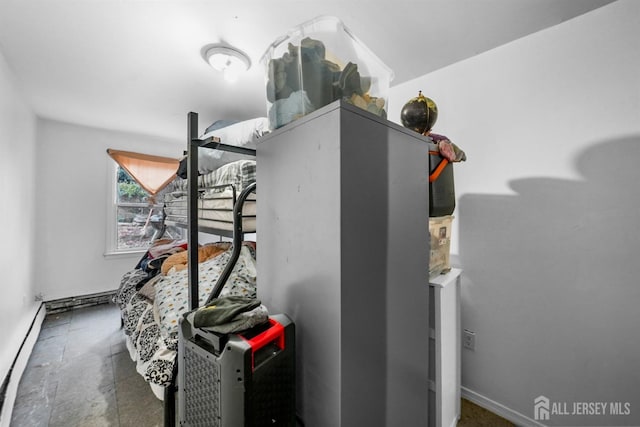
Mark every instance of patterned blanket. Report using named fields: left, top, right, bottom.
left=113, top=244, right=257, bottom=394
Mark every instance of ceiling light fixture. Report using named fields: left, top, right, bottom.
left=203, top=44, right=251, bottom=83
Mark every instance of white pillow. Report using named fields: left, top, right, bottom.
left=198, top=117, right=268, bottom=174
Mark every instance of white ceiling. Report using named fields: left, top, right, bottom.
left=0, top=0, right=616, bottom=142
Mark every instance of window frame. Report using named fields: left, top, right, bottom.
left=104, top=161, right=165, bottom=256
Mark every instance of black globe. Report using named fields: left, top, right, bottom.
left=400, top=91, right=438, bottom=134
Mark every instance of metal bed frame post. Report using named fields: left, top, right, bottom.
left=164, top=112, right=199, bottom=427
left=165, top=112, right=257, bottom=427
left=206, top=181, right=256, bottom=304
left=187, top=112, right=200, bottom=311
left=164, top=366, right=177, bottom=426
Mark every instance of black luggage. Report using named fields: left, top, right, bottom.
left=177, top=312, right=296, bottom=426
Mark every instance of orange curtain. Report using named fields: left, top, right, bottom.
left=107, top=149, right=179, bottom=196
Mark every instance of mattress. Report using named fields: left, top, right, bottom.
left=164, top=188, right=257, bottom=232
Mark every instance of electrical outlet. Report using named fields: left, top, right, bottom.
left=463, top=329, right=476, bottom=351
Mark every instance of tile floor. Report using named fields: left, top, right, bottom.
left=11, top=302, right=513, bottom=427
left=10, top=303, right=163, bottom=427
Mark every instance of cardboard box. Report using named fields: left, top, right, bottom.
left=429, top=215, right=453, bottom=278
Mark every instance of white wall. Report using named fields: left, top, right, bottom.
left=389, top=1, right=639, bottom=425
left=0, top=49, right=40, bottom=422
left=34, top=119, right=183, bottom=300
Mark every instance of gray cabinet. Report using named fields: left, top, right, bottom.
left=256, top=101, right=431, bottom=427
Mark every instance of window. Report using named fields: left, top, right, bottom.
left=106, top=164, right=183, bottom=254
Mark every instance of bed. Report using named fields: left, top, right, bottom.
left=112, top=115, right=263, bottom=406
left=113, top=240, right=257, bottom=400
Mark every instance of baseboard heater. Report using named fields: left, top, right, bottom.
left=0, top=302, right=44, bottom=417
left=45, top=290, right=117, bottom=314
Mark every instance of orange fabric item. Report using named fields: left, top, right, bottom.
left=161, top=243, right=231, bottom=275
left=107, top=149, right=179, bottom=196
left=428, top=150, right=449, bottom=183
